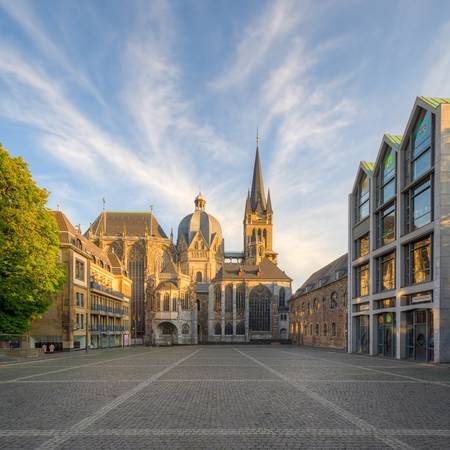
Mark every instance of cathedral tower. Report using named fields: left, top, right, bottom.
left=244, top=143, right=278, bottom=265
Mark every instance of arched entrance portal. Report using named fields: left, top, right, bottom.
left=156, top=322, right=178, bottom=346
left=249, top=285, right=272, bottom=335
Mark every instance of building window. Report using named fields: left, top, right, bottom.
left=279, top=287, right=286, bottom=307
left=323, top=323, right=328, bottom=336
left=214, top=322, right=222, bottom=335
left=331, top=322, right=336, bottom=336
left=76, top=292, right=84, bottom=307
left=225, top=284, right=233, bottom=313
left=214, top=285, right=222, bottom=312
left=75, top=259, right=85, bottom=281
left=377, top=251, right=395, bottom=292
left=225, top=323, right=233, bottom=335
left=181, top=292, right=189, bottom=310
left=405, top=178, right=432, bottom=234
left=357, top=173, right=370, bottom=221
left=405, top=235, right=432, bottom=285
left=410, top=110, right=432, bottom=182
left=172, top=298, right=177, bottom=312
left=236, top=284, right=245, bottom=314
left=330, top=292, right=338, bottom=309
left=236, top=321, right=245, bottom=335
left=163, top=293, right=170, bottom=312
left=378, top=203, right=395, bottom=247
left=355, top=264, right=369, bottom=297
left=182, top=323, right=190, bottom=335
left=249, top=285, right=271, bottom=332
left=315, top=323, right=320, bottom=336
left=380, top=147, right=396, bottom=204
left=313, top=298, right=319, bottom=311
left=196, top=271, right=202, bottom=282
left=355, top=234, right=369, bottom=258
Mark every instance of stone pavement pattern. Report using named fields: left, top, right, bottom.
left=0, top=345, right=449, bottom=449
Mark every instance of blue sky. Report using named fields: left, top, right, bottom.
left=1, top=0, right=450, bottom=288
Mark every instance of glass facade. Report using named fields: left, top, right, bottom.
left=377, top=312, right=395, bottom=357
left=406, top=309, right=434, bottom=361
left=379, top=203, right=395, bottom=246
left=355, top=264, right=369, bottom=297
left=377, top=252, right=395, bottom=292
left=381, top=147, right=396, bottom=204
left=358, top=174, right=369, bottom=221
left=355, top=315, right=369, bottom=353
left=405, top=235, right=432, bottom=285
left=356, top=234, right=369, bottom=258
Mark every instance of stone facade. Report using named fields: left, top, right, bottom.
left=289, top=254, right=348, bottom=350
left=86, top=142, right=291, bottom=345
left=30, top=211, right=132, bottom=351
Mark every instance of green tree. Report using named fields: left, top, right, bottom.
left=0, top=143, right=65, bottom=333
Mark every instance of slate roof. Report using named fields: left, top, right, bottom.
left=90, top=211, right=167, bottom=239
left=52, top=210, right=126, bottom=275
left=418, top=96, right=450, bottom=109
left=215, top=257, right=291, bottom=281
left=293, top=253, right=348, bottom=298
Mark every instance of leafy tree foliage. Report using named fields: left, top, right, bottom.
left=0, top=144, right=65, bottom=333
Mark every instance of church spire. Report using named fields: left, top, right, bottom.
left=250, top=143, right=267, bottom=212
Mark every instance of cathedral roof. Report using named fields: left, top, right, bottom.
left=215, top=257, right=291, bottom=281
left=90, top=211, right=167, bottom=239
left=250, top=147, right=267, bottom=212
left=178, top=195, right=222, bottom=246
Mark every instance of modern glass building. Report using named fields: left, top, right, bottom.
left=348, top=96, right=450, bottom=362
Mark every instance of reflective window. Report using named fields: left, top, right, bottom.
left=357, top=174, right=370, bottom=221
left=378, top=252, right=395, bottom=291
left=405, top=236, right=432, bottom=285
left=412, top=111, right=432, bottom=181
left=356, top=264, right=369, bottom=297
left=412, top=179, right=432, bottom=230
left=380, top=203, right=395, bottom=246
left=381, top=147, right=396, bottom=204
left=356, top=234, right=369, bottom=258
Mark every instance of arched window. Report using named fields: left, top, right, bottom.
left=194, top=242, right=198, bottom=250
left=181, top=292, right=189, bottom=310
left=225, top=284, right=233, bottom=312
left=309, top=324, right=313, bottom=335
left=128, top=241, right=145, bottom=335
left=214, top=322, right=222, bottom=335
left=236, top=284, right=245, bottom=314
left=154, top=293, right=161, bottom=311
left=172, top=298, right=177, bottom=312
left=332, top=322, right=336, bottom=336
left=315, top=323, right=320, bottom=336
left=249, top=285, right=271, bottom=332
left=163, top=293, right=170, bottom=312
left=236, top=321, right=245, bottom=335
left=225, top=322, right=233, bottom=335
left=279, top=287, right=286, bottom=307
left=258, top=229, right=262, bottom=241
left=182, top=323, right=190, bottom=335
left=323, top=323, right=328, bottom=336
left=263, top=229, right=267, bottom=243
left=314, top=298, right=319, bottom=311
left=214, top=285, right=221, bottom=312
left=196, top=271, right=202, bottom=282
left=330, top=292, right=338, bottom=309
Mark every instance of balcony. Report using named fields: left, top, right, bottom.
left=90, top=325, right=129, bottom=333
left=90, top=281, right=124, bottom=300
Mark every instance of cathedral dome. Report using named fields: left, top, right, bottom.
left=178, top=194, right=222, bottom=247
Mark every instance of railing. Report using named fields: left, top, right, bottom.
left=90, top=325, right=129, bottom=332
left=90, top=304, right=128, bottom=316
left=90, top=281, right=124, bottom=299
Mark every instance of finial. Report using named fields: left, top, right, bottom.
left=256, top=127, right=260, bottom=147
left=102, top=197, right=106, bottom=211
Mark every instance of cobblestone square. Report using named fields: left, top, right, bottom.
left=1, top=345, right=449, bottom=449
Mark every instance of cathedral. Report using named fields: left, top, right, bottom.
left=87, top=144, right=291, bottom=345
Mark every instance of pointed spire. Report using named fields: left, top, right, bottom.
left=266, top=189, right=273, bottom=214
left=250, top=145, right=266, bottom=212
left=245, top=190, right=252, bottom=215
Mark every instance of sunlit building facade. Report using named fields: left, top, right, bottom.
left=348, top=96, right=450, bottom=362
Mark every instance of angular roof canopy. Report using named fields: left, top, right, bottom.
left=418, top=96, right=450, bottom=109
left=215, top=257, right=291, bottom=281
left=90, top=211, right=167, bottom=239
